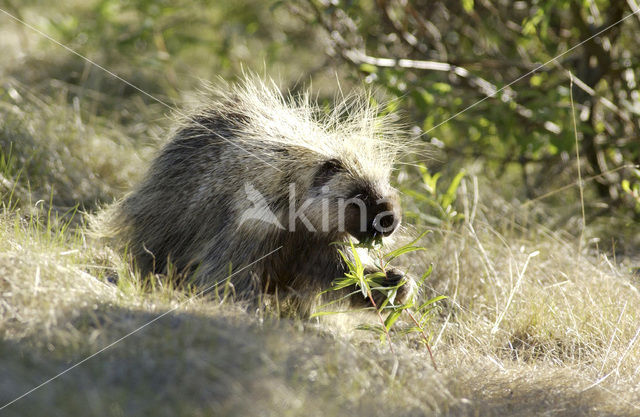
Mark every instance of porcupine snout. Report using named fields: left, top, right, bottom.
left=343, top=186, right=401, bottom=242
left=371, top=198, right=400, bottom=236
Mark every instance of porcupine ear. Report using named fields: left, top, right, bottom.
left=312, top=158, right=346, bottom=188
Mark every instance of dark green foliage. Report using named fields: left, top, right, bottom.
left=297, top=0, right=640, bottom=220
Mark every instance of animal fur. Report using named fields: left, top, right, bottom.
left=98, top=77, right=415, bottom=311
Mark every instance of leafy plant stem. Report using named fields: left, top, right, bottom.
left=405, top=309, right=438, bottom=371
left=368, top=289, right=396, bottom=356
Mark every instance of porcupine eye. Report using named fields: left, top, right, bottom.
left=312, top=158, right=345, bottom=187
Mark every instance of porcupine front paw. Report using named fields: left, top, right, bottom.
left=372, top=266, right=416, bottom=306
left=350, top=266, right=416, bottom=308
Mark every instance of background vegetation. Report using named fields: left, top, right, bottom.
left=1, top=0, right=639, bottom=416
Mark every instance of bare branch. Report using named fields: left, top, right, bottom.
left=348, top=50, right=561, bottom=135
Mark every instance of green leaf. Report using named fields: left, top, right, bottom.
left=356, top=324, right=385, bottom=335
left=383, top=246, right=426, bottom=265
left=384, top=309, right=403, bottom=331
left=359, top=63, right=378, bottom=74
left=417, top=295, right=448, bottom=312
left=384, top=230, right=431, bottom=264
left=417, top=264, right=434, bottom=288
left=329, top=276, right=359, bottom=291
left=365, top=271, right=387, bottom=280
left=441, top=169, right=466, bottom=209
left=432, top=82, right=452, bottom=93
left=402, top=188, right=431, bottom=202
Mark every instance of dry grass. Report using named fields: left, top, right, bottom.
left=1, top=87, right=638, bottom=416
left=0, top=78, right=148, bottom=209
left=1, top=179, right=639, bottom=416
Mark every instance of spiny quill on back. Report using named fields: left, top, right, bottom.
left=96, top=76, right=418, bottom=313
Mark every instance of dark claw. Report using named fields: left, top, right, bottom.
left=352, top=266, right=415, bottom=308
left=383, top=268, right=405, bottom=286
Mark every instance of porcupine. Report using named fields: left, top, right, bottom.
left=99, top=77, right=416, bottom=312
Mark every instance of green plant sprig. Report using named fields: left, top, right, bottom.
left=313, top=231, right=446, bottom=370
left=402, top=165, right=466, bottom=228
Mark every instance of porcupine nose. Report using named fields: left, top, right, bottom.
left=370, top=200, right=400, bottom=237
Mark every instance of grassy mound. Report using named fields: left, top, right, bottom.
left=1, top=186, right=638, bottom=416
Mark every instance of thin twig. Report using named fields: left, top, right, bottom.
left=405, top=309, right=438, bottom=371
left=367, top=291, right=396, bottom=356
left=570, top=73, right=586, bottom=253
